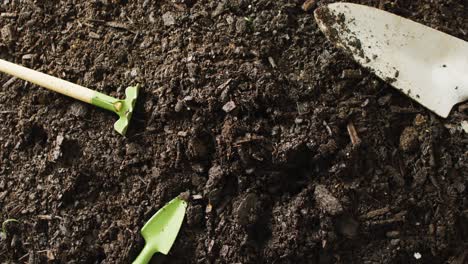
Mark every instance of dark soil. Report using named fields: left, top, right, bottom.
left=1, top=0, right=467, bottom=263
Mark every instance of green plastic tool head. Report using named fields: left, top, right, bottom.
left=91, top=85, right=139, bottom=136
left=113, top=85, right=139, bottom=136
left=141, top=196, right=188, bottom=255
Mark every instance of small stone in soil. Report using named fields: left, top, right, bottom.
left=175, top=100, right=184, bottom=112
left=192, top=194, right=203, bottom=200
left=414, top=252, right=422, bottom=259
left=390, top=239, right=400, bottom=246
left=399, top=126, right=419, bottom=152
left=212, top=1, right=226, bottom=17
left=314, top=185, right=343, bottom=216
left=162, top=12, right=175, bottom=26
left=222, top=101, right=236, bottom=113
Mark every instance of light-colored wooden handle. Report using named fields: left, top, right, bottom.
left=0, top=58, right=95, bottom=104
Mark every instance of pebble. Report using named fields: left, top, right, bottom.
left=222, top=101, right=236, bottom=113
left=174, top=100, right=184, bottom=112
left=162, top=12, right=175, bottom=26
left=212, top=1, right=226, bottom=17
left=390, top=239, right=400, bottom=246
left=220, top=244, right=230, bottom=257
left=414, top=252, right=422, bottom=259
left=399, top=126, right=419, bottom=152
left=314, top=184, right=343, bottom=215
left=130, top=68, right=139, bottom=77
left=192, top=194, right=203, bottom=200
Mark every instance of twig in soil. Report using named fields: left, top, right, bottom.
left=87, top=19, right=136, bottom=34
left=37, top=215, right=63, bottom=220
left=0, top=12, right=18, bottom=18
left=18, top=253, right=29, bottom=261
left=347, top=122, right=361, bottom=145
left=302, top=0, right=317, bottom=11
left=105, top=21, right=132, bottom=31
left=2, top=76, right=17, bottom=88
left=363, top=207, right=390, bottom=219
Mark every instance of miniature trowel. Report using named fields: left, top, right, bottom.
left=133, top=196, right=187, bottom=264
left=0, top=59, right=138, bottom=135
left=314, top=3, right=468, bottom=117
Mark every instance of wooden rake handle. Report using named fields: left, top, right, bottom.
left=0, top=58, right=95, bottom=104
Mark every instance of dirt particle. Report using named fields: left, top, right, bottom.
left=413, top=114, right=427, bottom=126
left=67, top=102, right=88, bottom=118
left=318, top=139, right=338, bottom=157
left=235, top=18, right=247, bottom=33
left=1, top=24, right=16, bottom=44
left=336, top=215, right=359, bottom=238
left=399, top=126, right=419, bottom=152
left=48, top=134, right=65, bottom=162
left=235, top=193, right=258, bottom=226
left=126, top=143, right=142, bottom=155
left=314, top=184, right=343, bottom=216
left=204, top=165, right=225, bottom=203
left=341, top=69, right=362, bottom=79
left=186, top=204, right=203, bottom=227
left=187, top=137, right=209, bottom=160
left=211, top=0, right=226, bottom=18
left=390, top=239, right=400, bottom=246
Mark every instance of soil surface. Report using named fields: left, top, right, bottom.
left=1, top=0, right=467, bottom=263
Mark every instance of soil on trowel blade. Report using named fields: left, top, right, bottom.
left=0, top=0, right=467, bottom=263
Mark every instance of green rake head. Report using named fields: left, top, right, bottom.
left=91, top=85, right=139, bottom=136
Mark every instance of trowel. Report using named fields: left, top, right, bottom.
left=133, top=196, right=187, bottom=264
left=314, top=3, right=468, bottom=117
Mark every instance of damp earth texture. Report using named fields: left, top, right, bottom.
left=0, top=0, right=467, bottom=263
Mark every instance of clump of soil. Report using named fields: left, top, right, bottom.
left=0, top=0, right=467, bottom=263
